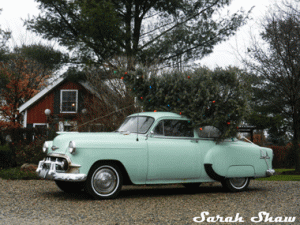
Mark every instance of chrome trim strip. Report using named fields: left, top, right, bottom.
left=149, top=136, right=235, bottom=142
left=151, top=136, right=195, bottom=140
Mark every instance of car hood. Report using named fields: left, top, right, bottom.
left=49, top=132, right=142, bottom=155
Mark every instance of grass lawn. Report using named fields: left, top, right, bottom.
left=256, top=169, right=300, bottom=181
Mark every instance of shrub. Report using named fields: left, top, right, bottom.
left=0, top=145, right=13, bottom=169
left=1, top=127, right=47, bottom=167
left=0, top=167, right=39, bottom=180
left=13, top=137, right=47, bottom=166
left=269, top=145, right=295, bottom=169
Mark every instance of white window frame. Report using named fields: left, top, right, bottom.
left=33, top=123, right=49, bottom=128
left=60, top=90, right=78, bottom=113
left=59, top=121, right=78, bottom=132
left=32, top=123, right=49, bottom=141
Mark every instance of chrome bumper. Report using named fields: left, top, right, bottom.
left=36, top=160, right=87, bottom=182
left=266, top=169, right=275, bottom=177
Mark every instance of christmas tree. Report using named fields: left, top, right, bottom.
left=118, top=66, right=250, bottom=141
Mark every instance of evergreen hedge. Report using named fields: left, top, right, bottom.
left=0, top=145, right=13, bottom=169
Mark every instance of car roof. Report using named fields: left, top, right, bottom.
left=129, top=111, right=188, bottom=120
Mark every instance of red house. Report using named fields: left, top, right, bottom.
left=18, top=77, right=95, bottom=132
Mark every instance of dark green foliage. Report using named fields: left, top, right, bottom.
left=13, top=137, right=47, bottom=167
left=0, top=145, right=13, bottom=169
left=13, top=44, right=69, bottom=73
left=119, top=66, right=250, bottom=141
left=248, top=113, right=288, bottom=145
left=25, top=0, right=249, bottom=66
left=63, top=67, right=87, bottom=82
left=1, top=128, right=47, bottom=167
left=0, top=167, right=39, bottom=180
left=0, top=9, right=11, bottom=62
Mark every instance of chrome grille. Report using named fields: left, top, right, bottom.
left=43, top=157, right=69, bottom=172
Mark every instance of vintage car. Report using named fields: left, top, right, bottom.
left=36, top=112, right=275, bottom=199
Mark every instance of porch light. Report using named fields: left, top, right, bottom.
left=45, top=109, right=51, bottom=116
left=81, top=108, right=87, bottom=114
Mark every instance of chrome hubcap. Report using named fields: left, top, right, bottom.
left=229, top=178, right=248, bottom=189
left=92, top=167, right=119, bottom=196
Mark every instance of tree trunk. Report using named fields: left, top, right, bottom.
left=293, top=105, right=300, bottom=172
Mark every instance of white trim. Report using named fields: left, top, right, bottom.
left=33, top=123, right=49, bottom=128
left=58, top=121, right=77, bottom=131
left=18, top=77, right=65, bottom=113
left=23, top=110, right=27, bottom=128
left=18, top=77, right=120, bottom=113
left=60, top=89, right=78, bottom=113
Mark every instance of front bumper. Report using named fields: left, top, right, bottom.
left=36, top=158, right=87, bottom=182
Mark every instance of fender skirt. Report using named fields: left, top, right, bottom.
left=204, top=164, right=225, bottom=181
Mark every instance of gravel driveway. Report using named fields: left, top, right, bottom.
left=0, top=179, right=299, bottom=225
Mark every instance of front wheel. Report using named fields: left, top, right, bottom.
left=221, top=178, right=250, bottom=192
left=85, top=163, right=123, bottom=199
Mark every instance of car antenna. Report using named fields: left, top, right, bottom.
left=136, top=110, right=139, bottom=142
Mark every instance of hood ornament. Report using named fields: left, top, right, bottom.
left=51, top=146, right=59, bottom=151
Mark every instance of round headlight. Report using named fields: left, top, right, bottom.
left=61, top=159, right=69, bottom=171
left=69, top=141, right=76, bottom=154
left=43, top=142, right=48, bottom=153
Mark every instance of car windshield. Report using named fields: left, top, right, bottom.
left=116, top=116, right=154, bottom=134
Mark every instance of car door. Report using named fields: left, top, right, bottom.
left=146, top=119, right=201, bottom=182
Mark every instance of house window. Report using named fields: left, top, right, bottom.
left=33, top=123, right=48, bottom=129
left=60, top=90, right=78, bottom=113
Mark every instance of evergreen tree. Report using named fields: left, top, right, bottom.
left=13, top=44, right=69, bottom=74
left=0, top=9, right=11, bottom=62
left=25, top=0, right=249, bottom=67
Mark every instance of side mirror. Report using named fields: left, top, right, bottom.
left=145, top=131, right=154, bottom=140
left=147, top=131, right=154, bottom=137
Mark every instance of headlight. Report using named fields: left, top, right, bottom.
left=69, top=141, right=76, bottom=154
left=43, top=142, right=48, bottom=153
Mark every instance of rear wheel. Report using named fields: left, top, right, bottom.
left=221, top=178, right=250, bottom=192
left=85, top=163, right=123, bottom=199
left=55, top=180, right=84, bottom=193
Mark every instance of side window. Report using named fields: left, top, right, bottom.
left=153, top=121, right=164, bottom=135
left=153, top=120, right=193, bottom=137
left=197, top=126, right=221, bottom=138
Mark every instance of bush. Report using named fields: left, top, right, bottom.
left=13, top=137, right=47, bottom=167
left=1, top=127, right=48, bottom=167
left=0, top=145, right=13, bottom=169
left=269, top=145, right=294, bottom=169
left=0, top=167, right=39, bottom=180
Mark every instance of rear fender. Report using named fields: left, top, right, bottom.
left=203, top=143, right=259, bottom=180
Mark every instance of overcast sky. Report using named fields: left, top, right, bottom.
left=0, top=0, right=276, bottom=69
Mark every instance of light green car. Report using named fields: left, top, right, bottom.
left=36, top=112, right=275, bottom=199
